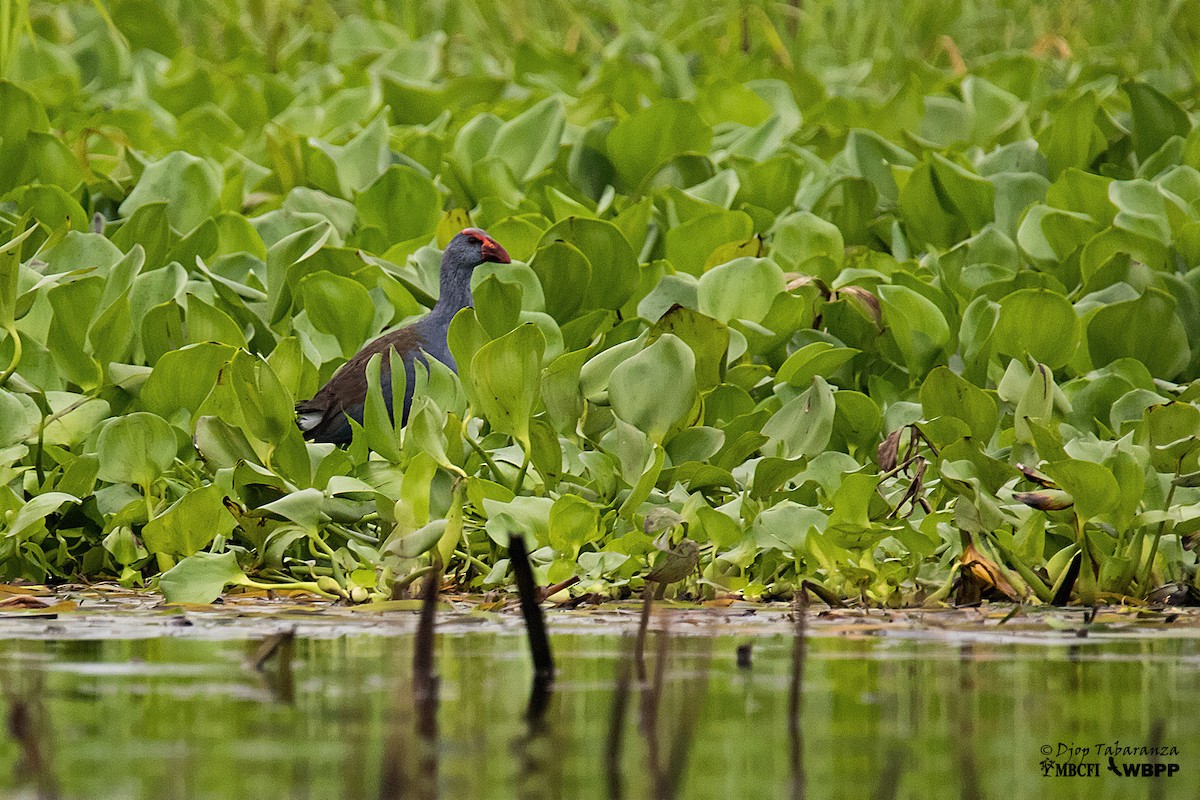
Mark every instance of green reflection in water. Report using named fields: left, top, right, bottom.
left=1, top=629, right=1198, bottom=799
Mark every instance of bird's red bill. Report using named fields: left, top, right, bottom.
left=462, top=227, right=511, bottom=263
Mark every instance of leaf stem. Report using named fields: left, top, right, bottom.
left=512, top=444, right=531, bottom=495
left=0, top=324, right=21, bottom=388
left=462, top=427, right=505, bottom=484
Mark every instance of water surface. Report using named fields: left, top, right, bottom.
left=0, top=604, right=1197, bottom=800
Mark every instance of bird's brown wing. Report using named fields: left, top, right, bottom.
left=296, top=324, right=426, bottom=443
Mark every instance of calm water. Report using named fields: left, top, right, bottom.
left=0, top=608, right=1198, bottom=800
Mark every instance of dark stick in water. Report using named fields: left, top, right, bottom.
left=634, top=582, right=653, bottom=683
left=413, top=567, right=441, bottom=800
left=605, top=645, right=634, bottom=800
left=6, top=675, right=58, bottom=800
left=508, top=533, right=555, bottom=722
left=788, top=590, right=808, bottom=800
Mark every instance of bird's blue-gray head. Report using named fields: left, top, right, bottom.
left=432, top=227, right=511, bottom=318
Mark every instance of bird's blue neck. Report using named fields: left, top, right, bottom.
left=428, top=263, right=474, bottom=325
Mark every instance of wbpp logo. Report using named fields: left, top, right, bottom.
left=1038, top=741, right=1181, bottom=780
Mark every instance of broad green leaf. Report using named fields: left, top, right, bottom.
left=356, top=165, right=440, bottom=246
left=540, top=217, right=638, bottom=311
left=608, top=334, right=697, bottom=444
left=159, top=551, right=247, bottom=604
left=470, top=323, right=546, bottom=445
left=301, top=271, right=376, bottom=358
left=606, top=100, right=712, bottom=191
left=762, top=376, right=835, bottom=458
left=993, top=288, right=1080, bottom=369
left=96, top=412, right=178, bottom=486
left=142, top=485, right=237, bottom=556
left=919, top=366, right=998, bottom=443
left=488, top=97, right=565, bottom=182
left=1087, top=289, right=1190, bottom=379
left=119, top=151, right=221, bottom=234
left=697, top=257, right=785, bottom=324
left=1043, top=459, right=1119, bottom=522
left=878, top=284, right=950, bottom=375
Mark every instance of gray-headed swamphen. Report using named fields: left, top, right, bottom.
left=295, top=228, right=510, bottom=443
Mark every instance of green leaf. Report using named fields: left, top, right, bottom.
left=993, top=288, right=1080, bottom=369
left=488, top=97, right=565, bottom=183
left=141, top=342, right=238, bottom=422
left=1125, top=81, right=1190, bottom=163
left=606, top=100, right=712, bottom=191
left=665, top=209, right=754, bottom=276
left=142, top=485, right=237, bottom=556
left=762, top=376, right=835, bottom=458
left=470, top=323, right=546, bottom=445
left=697, top=257, right=785, bottom=324
left=777, top=342, right=859, bottom=388
left=919, top=367, right=998, bottom=443
left=647, top=305, right=728, bottom=390
left=119, top=151, right=221, bottom=234
left=529, top=240, right=591, bottom=322
left=301, top=271, right=376, bottom=359
left=158, top=551, right=248, bottom=604
left=356, top=166, right=440, bottom=246
left=1087, top=289, right=1190, bottom=379
left=609, top=334, right=698, bottom=444
left=95, top=413, right=178, bottom=486
left=548, top=494, right=600, bottom=553
left=878, top=284, right=950, bottom=375
left=540, top=217, right=638, bottom=311
left=1042, top=459, right=1119, bottom=522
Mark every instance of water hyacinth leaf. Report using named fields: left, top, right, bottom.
left=548, top=494, right=600, bottom=554
left=141, top=342, right=238, bottom=421
left=647, top=304, right=728, bottom=390
left=1086, top=289, right=1190, bottom=379
left=762, top=376, right=835, bottom=458
left=193, top=416, right=259, bottom=469
left=541, top=346, right=591, bottom=435
left=119, top=151, right=222, bottom=233
left=386, top=519, right=446, bottom=559
left=470, top=323, right=546, bottom=446
left=362, top=352, right=403, bottom=462
left=301, top=271, right=376, bottom=359
left=356, top=166, right=440, bottom=246
left=1042, top=459, right=1120, bottom=522
left=230, top=350, right=299, bottom=446
left=473, top=274, right=523, bottom=338
left=1124, top=81, right=1190, bottom=163
left=665, top=209, right=754, bottom=276
left=142, top=485, right=237, bottom=556
left=919, top=367, right=998, bottom=443
left=776, top=342, right=860, bottom=388
left=608, top=334, right=697, bottom=444
left=697, top=257, right=785, bottom=324
left=43, top=395, right=112, bottom=448
left=0, top=226, right=38, bottom=327
left=529, top=240, right=591, bottom=322
left=95, top=413, right=178, bottom=487
left=771, top=211, right=844, bottom=272
left=878, top=284, right=950, bottom=375
left=540, top=217, right=638, bottom=311
left=0, top=390, right=33, bottom=447
left=606, top=99, right=712, bottom=191
left=158, top=551, right=248, bottom=604
left=2, top=492, right=78, bottom=540
left=488, top=97, right=565, bottom=183
left=993, top=289, right=1080, bottom=369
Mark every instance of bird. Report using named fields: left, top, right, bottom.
left=296, top=227, right=510, bottom=444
